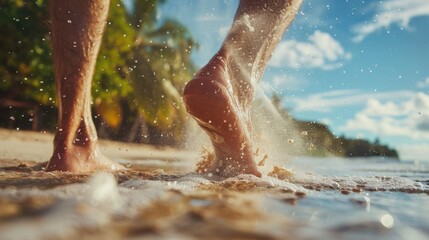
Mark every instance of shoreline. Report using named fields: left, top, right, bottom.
left=0, top=128, right=198, bottom=169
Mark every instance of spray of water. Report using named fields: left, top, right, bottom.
left=184, top=84, right=308, bottom=175
left=182, top=1, right=306, bottom=176
left=251, top=86, right=307, bottom=172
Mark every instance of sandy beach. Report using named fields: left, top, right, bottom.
left=0, top=129, right=306, bottom=240
left=0, top=129, right=428, bottom=240
left=0, top=128, right=198, bottom=170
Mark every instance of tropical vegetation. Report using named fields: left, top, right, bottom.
left=0, top=0, right=197, bottom=146
left=0, top=0, right=398, bottom=158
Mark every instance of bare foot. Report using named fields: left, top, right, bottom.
left=46, top=141, right=125, bottom=173
left=183, top=50, right=261, bottom=178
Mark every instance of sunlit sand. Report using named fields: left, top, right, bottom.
left=0, top=129, right=428, bottom=239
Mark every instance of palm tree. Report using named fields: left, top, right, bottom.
left=95, top=0, right=198, bottom=145
left=125, top=0, right=198, bottom=144
left=0, top=0, right=197, bottom=146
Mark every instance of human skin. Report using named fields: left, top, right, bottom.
left=46, top=0, right=302, bottom=176
left=183, top=0, right=302, bottom=177
left=46, top=0, right=123, bottom=172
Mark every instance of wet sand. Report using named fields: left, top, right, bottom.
left=0, top=129, right=305, bottom=240
left=0, top=129, right=428, bottom=240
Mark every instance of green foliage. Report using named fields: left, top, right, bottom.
left=92, top=0, right=136, bottom=127
left=93, top=0, right=135, bottom=102
left=128, top=0, right=166, bottom=28
left=0, top=0, right=54, bottom=106
left=127, top=1, right=197, bottom=139
left=340, top=137, right=398, bottom=158
left=131, top=18, right=197, bottom=129
left=0, top=0, right=198, bottom=145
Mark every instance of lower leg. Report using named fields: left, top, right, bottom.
left=184, top=0, right=302, bottom=177
left=46, top=0, right=123, bottom=172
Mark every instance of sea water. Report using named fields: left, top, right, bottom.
left=271, top=157, right=429, bottom=240
left=0, top=156, right=428, bottom=240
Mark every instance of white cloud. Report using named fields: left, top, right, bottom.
left=292, top=89, right=415, bottom=113
left=290, top=89, right=429, bottom=161
left=417, top=77, right=429, bottom=88
left=269, top=30, right=351, bottom=70
left=342, top=92, right=429, bottom=140
left=352, top=0, right=429, bottom=42
left=319, top=118, right=331, bottom=125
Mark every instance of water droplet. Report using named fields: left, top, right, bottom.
left=380, top=214, right=394, bottom=228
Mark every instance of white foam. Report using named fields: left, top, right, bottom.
left=0, top=157, right=427, bottom=240
left=0, top=173, right=171, bottom=240
left=284, top=157, right=428, bottom=192
left=0, top=173, right=120, bottom=240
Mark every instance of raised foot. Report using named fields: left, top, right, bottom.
left=183, top=54, right=261, bottom=178
left=46, top=145, right=125, bottom=173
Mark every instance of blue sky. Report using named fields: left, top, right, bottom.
left=156, top=0, right=429, bottom=161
